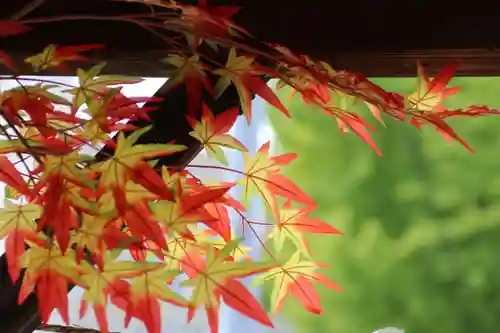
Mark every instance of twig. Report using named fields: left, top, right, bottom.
left=11, top=0, right=48, bottom=20
left=36, top=324, right=120, bottom=333
left=0, top=113, right=43, bottom=164
left=0, top=115, right=38, bottom=186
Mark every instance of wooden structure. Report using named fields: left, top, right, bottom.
left=1, top=0, right=500, bottom=332
left=2, top=1, right=500, bottom=77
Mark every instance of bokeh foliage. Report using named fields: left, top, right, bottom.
left=268, top=77, right=500, bottom=332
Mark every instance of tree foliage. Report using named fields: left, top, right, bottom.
left=0, top=1, right=497, bottom=332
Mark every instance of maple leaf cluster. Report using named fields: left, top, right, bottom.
left=0, top=1, right=498, bottom=333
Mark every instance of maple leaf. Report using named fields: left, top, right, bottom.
left=201, top=201, right=232, bottom=242
left=163, top=54, right=214, bottom=117
left=268, top=200, right=342, bottom=256
left=256, top=252, right=342, bottom=317
left=239, top=142, right=314, bottom=208
left=121, top=202, right=170, bottom=251
left=0, top=139, right=45, bottom=154
left=73, top=85, right=159, bottom=137
left=0, top=156, right=33, bottom=198
left=366, top=102, right=387, bottom=127
left=70, top=204, right=130, bottom=263
left=0, top=200, right=41, bottom=281
left=149, top=185, right=229, bottom=239
left=213, top=48, right=290, bottom=123
left=0, top=50, right=16, bottom=70
left=407, top=63, right=460, bottom=112
left=0, top=20, right=32, bottom=36
left=161, top=166, right=190, bottom=197
left=195, top=229, right=253, bottom=261
left=128, top=162, right=173, bottom=201
left=36, top=175, right=83, bottom=253
left=115, top=268, right=188, bottom=333
left=177, top=0, right=248, bottom=49
left=38, top=153, right=100, bottom=240
left=65, top=63, right=143, bottom=111
left=92, top=126, right=186, bottom=190
left=77, top=252, right=163, bottom=333
left=160, top=236, right=191, bottom=271
left=42, top=151, right=94, bottom=185
left=318, top=92, right=383, bottom=156
left=97, top=179, right=162, bottom=223
left=406, top=64, right=477, bottom=153
left=20, top=243, right=83, bottom=326
left=338, top=112, right=382, bottom=156
left=188, top=104, right=245, bottom=165
left=182, top=181, right=240, bottom=241
left=1, top=83, right=72, bottom=107
left=181, top=239, right=275, bottom=333
left=5, top=184, right=23, bottom=200
left=150, top=199, right=202, bottom=239
left=25, top=44, right=104, bottom=72
left=0, top=83, right=72, bottom=136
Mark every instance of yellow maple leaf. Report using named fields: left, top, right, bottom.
left=214, top=48, right=289, bottom=123
left=407, top=63, right=460, bottom=111
left=268, top=200, right=342, bottom=257
left=64, top=62, right=142, bottom=109
left=239, top=142, right=313, bottom=208
left=181, top=240, right=275, bottom=333
left=92, top=126, right=186, bottom=189
left=0, top=200, right=40, bottom=238
left=188, top=104, right=246, bottom=165
left=257, top=252, right=341, bottom=317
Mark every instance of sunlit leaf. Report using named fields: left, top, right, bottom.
left=181, top=240, right=275, bottom=333
left=188, top=104, right=245, bottom=165
left=257, top=252, right=342, bottom=317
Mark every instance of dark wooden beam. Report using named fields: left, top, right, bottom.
left=4, top=48, right=500, bottom=78
left=326, top=49, right=500, bottom=77
left=1, top=1, right=500, bottom=76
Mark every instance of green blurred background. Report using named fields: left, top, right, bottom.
left=267, top=78, right=500, bottom=332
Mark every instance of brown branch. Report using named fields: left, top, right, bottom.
left=36, top=324, right=120, bottom=333
left=10, top=0, right=48, bottom=20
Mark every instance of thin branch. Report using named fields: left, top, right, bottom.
left=36, top=324, right=120, bottom=333
left=11, top=0, right=48, bottom=20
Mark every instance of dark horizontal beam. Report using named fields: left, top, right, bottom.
left=326, top=49, right=500, bottom=77
left=3, top=48, right=500, bottom=78
left=1, top=1, right=500, bottom=77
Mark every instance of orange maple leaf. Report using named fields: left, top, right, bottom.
left=269, top=199, right=343, bottom=256
left=239, top=142, right=314, bottom=208
left=19, top=243, right=83, bottom=326
left=163, top=54, right=214, bottom=117
left=0, top=201, right=41, bottom=282
left=0, top=156, right=33, bottom=198
left=181, top=239, right=275, bottom=333
left=256, top=252, right=342, bottom=317
left=214, top=48, right=290, bottom=123
left=25, top=44, right=104, bottom=72
left=78, top=253, right=163, bottom=333
left=407, top=63, right=460, bottom=112
left=188, top=103, right=245, bottom=165
left=179, top=0, right=248, bottom=48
